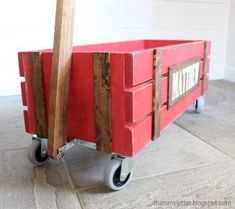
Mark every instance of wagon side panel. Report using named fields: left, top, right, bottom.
left=160, top=41, right=211, bottom=131
left=161, top=41, right=205, bottom=75
left=160, top=81, right=203, bottom=130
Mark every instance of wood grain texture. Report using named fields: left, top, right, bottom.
left=202, top=41, right=210, bottom=95
left=29, top=52, right=47, bottom=138
left=152, top=49, right=162, bottom=140
left=48, top=0, right=76, bottom=158
left=93, top=53, right=112, bottom=153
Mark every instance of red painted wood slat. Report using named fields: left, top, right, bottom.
left=20, top=82, right=27, bottom=106
left=125, top=51, right=153, bottom=87
left=18, top=52, right=36, bottom=134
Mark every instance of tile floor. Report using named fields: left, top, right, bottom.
left=0, top=80, right=234, bottom=209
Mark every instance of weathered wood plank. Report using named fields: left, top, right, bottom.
left=48, top=0, right=76, bottom=158
left=93, top=53, right=112, bottom=153
left=202, top=41, right=210, bottom=95
left=29, top=52, right=47, bottom=138
left=152, top=49, right=162, bottom=140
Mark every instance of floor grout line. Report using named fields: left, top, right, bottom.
left=74, top=185, right=107, bottom=193
left=73, top=160, right=231, bottom=193
left=0, top=146, right=28, bottom=152
left=174, top=122, right=235, bottom=161
left=76, top=192, right=87, bottom=209
left=61, top=158, right=76, bottom=191
left=131, top=160, right=229, bottom=182
left=63, top=120, right=235, bottom=194
left=61, top=158, right=86, bottom=209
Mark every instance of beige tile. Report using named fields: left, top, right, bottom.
left=210, top=80, right=235, bottom=92
left=175, top=81, right=235, bottom=158
left=0, top=96, right=31, bottom=150
left=79, top=160, right=235, bottom=209
left=0, top=148, right=82, bottom=209
left=64, top=124, right=229, bottom=190
left=64, top=145, right=110, bottom=189
left=1, top=81, right=234, bottom=209
left=0, top=149, right=36, bottom=209
left=33, top=159, right=83, bottom=209
left=134, top=124, right=230, bottom=179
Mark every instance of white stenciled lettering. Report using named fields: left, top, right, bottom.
left=171, top=62, right=200, bottom=103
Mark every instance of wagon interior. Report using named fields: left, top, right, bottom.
left=75, top=40, right=194, bottom=52
left=42, top=40, right=194, bottom=53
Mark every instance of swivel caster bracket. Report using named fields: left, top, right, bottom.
left=112, top=155, right=135, bottom=182
left=32, top=136, right=48, bottom=158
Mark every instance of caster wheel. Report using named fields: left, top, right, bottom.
left=195, top=96, right=205, bottom=113
left=27, top=140, right=48, bottom=166
left=104, top=159, right=133, bottom=191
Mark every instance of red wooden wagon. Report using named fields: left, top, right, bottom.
left=18, top=39, right=210, bottom=190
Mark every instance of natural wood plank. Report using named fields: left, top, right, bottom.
left=152, top=49, right=162, bottom=140
left=48, top=0, right=76, bottom=158
left=202, top=41, right=210, bottom=95
left=29, top=52, right=47, bottom=138
left=93, top=53, right=112, bottom=153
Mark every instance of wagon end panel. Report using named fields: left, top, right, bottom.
left=40, top=51, right=112, bottom=151
left=40, top=52, right=97, bottom=143
left=93, top=53, right=113, bottom=153
left=67, top=53, right=96, bottom=143
left=41, top=52, right=52, bottom=125
left=18, top=51, right=49, bottom=138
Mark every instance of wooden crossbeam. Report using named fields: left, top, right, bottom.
left=152, top=49, right=162, bottom=140
left=29, top=52, right=47, bottom=138
left=93, top=53, right=112, bottom=153
left=202, top=41, right=210, bottom=95
left=48, top=0, right=76, bottom=158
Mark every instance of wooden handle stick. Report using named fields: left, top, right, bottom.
left=48, top=0, right=76, bottom=158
